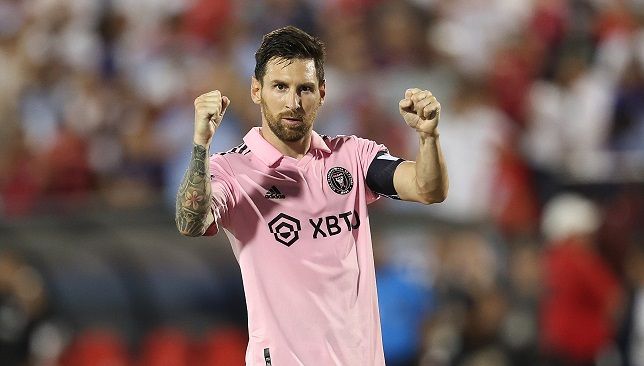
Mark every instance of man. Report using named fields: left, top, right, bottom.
left=175, top=26, right=447, bottom=365
left=540, top=194, right=621, bottom=366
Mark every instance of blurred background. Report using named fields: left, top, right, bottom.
left=0, top=0, right=643, bottom=365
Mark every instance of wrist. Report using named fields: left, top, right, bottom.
left=193, top=135, right=211, bottom=148
left=419, top=131, right=439, bottom=143
left=190, top=142, right=209, bottom=177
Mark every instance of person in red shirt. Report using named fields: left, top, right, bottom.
left=540, top=193, right=622, bottom=366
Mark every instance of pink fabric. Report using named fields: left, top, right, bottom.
left=206, top=127, right=386, bottom=365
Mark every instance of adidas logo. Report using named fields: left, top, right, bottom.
left=264, top=186, right=285, bottom=199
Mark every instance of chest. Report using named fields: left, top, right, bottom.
left=227, top=154, right=367, bottom=246
left=237, top=155, right=361, bottom=214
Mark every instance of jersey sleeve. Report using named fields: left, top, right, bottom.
left=203, top=154, right=238, bottom=236
left=353, top=136, right=404, bottom=204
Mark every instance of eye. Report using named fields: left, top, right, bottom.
left=275, top=83, right=286, bottom=91
left=301, top=86, right=313, bottom=93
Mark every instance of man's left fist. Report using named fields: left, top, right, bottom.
left=399, top=88, right=441, bottom=138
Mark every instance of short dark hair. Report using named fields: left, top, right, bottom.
left=254, top=26, right=326, bottom=85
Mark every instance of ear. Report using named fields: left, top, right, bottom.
left=251, top=77, right=261, bottom=105
left=319, top=81, right=326, bottom=105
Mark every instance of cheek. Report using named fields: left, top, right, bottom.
left=261, top=92, right=279, bottom=109
left=303, top=95, right=321, bottom=109
left=267, top=92, right=288, bottom=107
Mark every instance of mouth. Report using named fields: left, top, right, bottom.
left=281, top=117, right=303, bottom=126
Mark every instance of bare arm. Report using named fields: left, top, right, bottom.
left=175, top=90, right=230, bottom=236
left=175, top=143, right=215, bottom=236
left=393, top=88, right=448, bottom=204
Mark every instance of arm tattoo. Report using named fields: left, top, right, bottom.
left=175, top=143, right=212, bottom=236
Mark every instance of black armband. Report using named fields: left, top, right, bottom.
left=366, top=150, right=405, bottom=199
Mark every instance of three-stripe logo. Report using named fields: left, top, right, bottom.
left=264, top=186, right=285, bottom=199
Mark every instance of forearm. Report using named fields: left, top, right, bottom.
left=414, top=133, right=448, bottom=203
left=175, top=143, right=213, bottom=236
left=395, top=87, right=447, bottom=204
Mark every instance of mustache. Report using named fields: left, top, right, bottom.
left=279, top=112, right=305, bottom=120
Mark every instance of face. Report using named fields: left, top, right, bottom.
left=252, top=57, right=325, bottom=142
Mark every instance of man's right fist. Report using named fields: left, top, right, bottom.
left=193, top=90, right=230, bottom=146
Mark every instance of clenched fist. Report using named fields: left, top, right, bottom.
left=193, top=90, right=230, bottom=147
left=399, top=88, right=441, bottom=138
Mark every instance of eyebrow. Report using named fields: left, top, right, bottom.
left=300, top=82, right=316, bottom=89
left=271, top=79, right=316, bottom=89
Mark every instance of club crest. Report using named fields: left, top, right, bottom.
left=327, top=167, right=353, bottom=195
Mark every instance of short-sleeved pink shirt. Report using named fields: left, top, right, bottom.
left=206, top=127, right=387, bottom=365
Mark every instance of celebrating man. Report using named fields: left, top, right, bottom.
left=176, top=26, right=447, bottom=365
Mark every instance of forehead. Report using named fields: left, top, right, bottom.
left=263, top=57, right=318, bottom=84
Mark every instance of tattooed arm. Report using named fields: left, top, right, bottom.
left=175, top=90, right=230, bottom=237
left=175, top=143, right=213, bottom=236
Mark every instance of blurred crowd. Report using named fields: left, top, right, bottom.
left=1, top=0, right=644, bottom=365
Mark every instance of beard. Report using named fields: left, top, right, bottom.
left=261, top=99, right=318, bottom=142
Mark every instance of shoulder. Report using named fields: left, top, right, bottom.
left=318, top=134, right=374, bottom=151
left=214, top=141, right=251, bottom=157
left=209, top=141, right=251, bottom=172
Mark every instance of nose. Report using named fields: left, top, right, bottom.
left=285, top=90, right=301, bottom=110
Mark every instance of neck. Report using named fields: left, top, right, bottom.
left=260, top=126, right=311, bottom=160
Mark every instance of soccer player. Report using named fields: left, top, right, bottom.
left=175, top=26, right=448, bottom=365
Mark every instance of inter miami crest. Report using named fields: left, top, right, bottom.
left=327, top=167, right=353, bottom=195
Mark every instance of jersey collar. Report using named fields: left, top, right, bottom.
left=243, top=127, right=331, bottom=167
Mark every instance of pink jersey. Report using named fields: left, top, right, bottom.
left=206, top=127, right=387, bottom=365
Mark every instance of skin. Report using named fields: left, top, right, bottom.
left=395, top=88, right=449, bottom=204
left=176, top=57, right=448, bottom=236
left=175, top=90, right=229, bottom=236
left=251, top=57, right=325, bottom=159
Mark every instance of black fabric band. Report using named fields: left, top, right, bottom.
left=366, top=150, right=405, bottom=199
